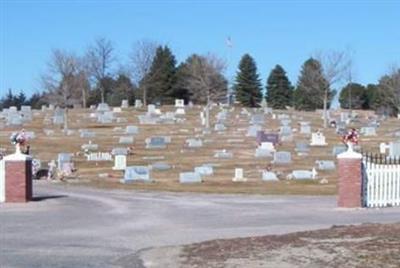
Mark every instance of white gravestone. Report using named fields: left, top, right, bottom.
left=310, top=132, right=327, bottom=146
left=175, top=99, right=185, bottom=107
left=113, top=155, right=127, bottom=170
left=232, top=168, right=247, bottom=182
left=121, top=100, right=129, bottom=108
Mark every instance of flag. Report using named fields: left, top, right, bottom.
left=226, top=36, right=233, bottom=48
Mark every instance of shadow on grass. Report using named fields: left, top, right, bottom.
left=32, top=195, right=68, bottom=202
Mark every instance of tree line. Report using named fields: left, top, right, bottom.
left=1, top=37, right=399, bottom=117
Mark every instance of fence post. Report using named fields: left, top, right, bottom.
left=337, top=144, right=363, bottom=208
left=3, top=150, right=32, bottom=203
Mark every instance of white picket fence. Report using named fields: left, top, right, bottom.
left=363, top=157, right=400, bottom=208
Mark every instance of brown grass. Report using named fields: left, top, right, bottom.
left=1, top=106, right=397, bottom=195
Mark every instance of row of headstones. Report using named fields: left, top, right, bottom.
left=1, top=106, right=33, bottom=125
left=120, top=164, right=330, bottom=184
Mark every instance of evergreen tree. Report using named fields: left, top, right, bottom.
left=234, top=54, right=262, bottom=107
left=294, top=58, right=330, bottom=111
left=142, top=45, right=177, bottom=104
left=107, top=74, right=136, bottom=106
left=265, top=65, right=293, bottom=109
left=339, top=83, right=367, bottom=109
left=28, top=92, right=48, bottom=109
left=17, top=92, right=27, bottom=108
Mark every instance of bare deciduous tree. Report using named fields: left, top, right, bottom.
left=179, top=53, right=228, bottom=129
left=380, top=64, right=400, bottom=113
left=86, top=37, right=115, bottom=103
left=42, top=49, right=89, bottom=130
left=42, top=49, right=82, bottom=106
left=129, top=40, right=158, bottom=106
left=314, top=50, right=351, bottom=128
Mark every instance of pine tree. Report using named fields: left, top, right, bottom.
left=294, top=58, right=330, bottom=111
left=234, top=54, right=262, bottom=107
left=143, top=45, right=177, bottom=104
left=339, top=83, right=367, bottom=109
left=265, top=65, right=293, bottom=109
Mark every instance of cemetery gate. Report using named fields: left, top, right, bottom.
left=362, top=153, right=400, bottom=208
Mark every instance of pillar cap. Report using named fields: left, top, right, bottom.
left=337, top=150, right=362, bottom=159
left=4, top=152, right=32, bottom=161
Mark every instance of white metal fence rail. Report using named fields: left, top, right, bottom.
left=363, top=156, right=400, bottom=208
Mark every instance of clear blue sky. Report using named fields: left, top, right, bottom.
left=1, top=0, right=399, bottom=97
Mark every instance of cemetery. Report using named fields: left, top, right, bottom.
left=1, top=2, right=400, bottom=268
left=1, top=103, right=399, bottom=195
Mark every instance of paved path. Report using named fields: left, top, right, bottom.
left=1, top=182, right=400, bottom=268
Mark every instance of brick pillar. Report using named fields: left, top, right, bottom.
left=4, top=152, right=32, bottom=203
left=337, top=147, right=362, bottom=208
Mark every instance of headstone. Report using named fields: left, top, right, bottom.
left=116, top=117, right=128, bottom=123
left=187, top=139, right=203, bottom=148
left=232, top=168, right=247, bottom=182
left=389, top=141, right=400, bottom=157
left=179, top=172, right=202, bottom=183
left=280, top=119, right=291, bottom=126
left=111, top=147, right=128, bottom=155
left=310, top=132, right=327, bottom=146
left=119, top=136, right=134, bottom=144
left=262, top=133, right=279, bottom=145
left=280, top=126, right=292, bottom=136
left=81, top=141, right=98, bottom=151
left=175, top=108, right=185, bottom=115
left=147, top=104, right=156, bottom=115
left=360, top=126, right=377, bottom=136
left=380, top=142, right=390, bottom=154
left=80, top=131, right=96, bottom=138
left=255, top=148, right=273, bottom=158
left=300, top=125, right=311, bottom=134
left=113, top=155, right=127, bottom=170
left=125, top=125, right=139, bottom=135
left=246, top=125, right=262, bottom=137
left=251, top=114, right=264, bottom=125
left=122, top=166, right=151, bottom=183
left=262, top=171, right=278, bottom=181
left=175, top=99, right=185, bottom=107
left=315, top=160, right=336, bottom=170
left=57, top=153, right=72, bottom=171
left=98, top=111, right=114, bottom=123
left=214, top=150, right=233, bottom=159
left=53, top=108, right=64, bottom=125
left=146, top=136, right=167, bottom=149
left=273, top=151, right=292, bottom=164
left=138, top=115, right=159, bottom=124
left=260, top=142, right=275, bottom=151
left=86, top=152, right=112, bottom=161
left=134, top=99, right=143, bottom=108
left=151, top=162, right=171, bottom=171
left=194, top=165, right=214, bottom=176
left=97, top=103, right=110, bottom=112
left=295, top=142, right=310, bottom=155
left=332, top=145, right=347, bottom=156
left=113, top=107, right=122, bottom=113
left=121, top=100, right=129, bottom=108
left=290, top=169, right=317, bottom=180
left=214, top=123, right=226, bottom=131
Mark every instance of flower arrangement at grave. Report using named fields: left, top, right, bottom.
left=9, top=129, right=28, bottom=154
left=341, top=128, right=359, bottom=151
